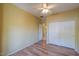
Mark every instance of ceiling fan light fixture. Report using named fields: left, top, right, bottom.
left=42, top=8, right=49, bottom=14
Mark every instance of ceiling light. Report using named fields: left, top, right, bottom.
left=41, top=3, right=49, bottom=14
left=42, top=8, right=49, bottom=14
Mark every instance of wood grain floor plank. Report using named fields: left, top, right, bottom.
left=10, top=43, right=79, bottom=56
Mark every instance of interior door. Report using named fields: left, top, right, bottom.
left=47, top=21, right=75, bottom=49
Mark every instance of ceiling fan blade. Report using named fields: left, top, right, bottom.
left=37, top=8, right=44, bottom=10
left=47, top=5, right=55, bottom=9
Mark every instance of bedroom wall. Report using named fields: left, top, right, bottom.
left=76, top=8, right=79, bottom=52
left=0, top=4, right=3, bottom=55
left=2, top=4, right=40, bottom=55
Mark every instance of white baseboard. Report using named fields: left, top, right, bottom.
left=7, top=40, right=39, bottom=56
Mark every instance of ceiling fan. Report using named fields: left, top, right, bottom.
left=37, top=3, right=54, bottom=14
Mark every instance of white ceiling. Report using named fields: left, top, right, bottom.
left=13, top=3, right=79, bottom=18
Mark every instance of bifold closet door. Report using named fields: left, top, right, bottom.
left=47, top=21, right=75, bottom=49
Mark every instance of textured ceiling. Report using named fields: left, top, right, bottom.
left=13, top=3, right=79, bottom=18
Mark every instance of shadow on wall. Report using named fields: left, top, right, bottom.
left=7, top=27, right=38, bottom=55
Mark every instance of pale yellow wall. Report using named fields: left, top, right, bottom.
left=47, top=8, right=78, bottom=22
left=76, top=8, right=79, bottom=51
left=47, top=7, right=79, bottom=51
left=0, top=4, right=3, bottom=55
left=1, top=4, right=40, bottom=55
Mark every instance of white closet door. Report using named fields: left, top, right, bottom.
left=47, top=21, right=75, bottom=49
